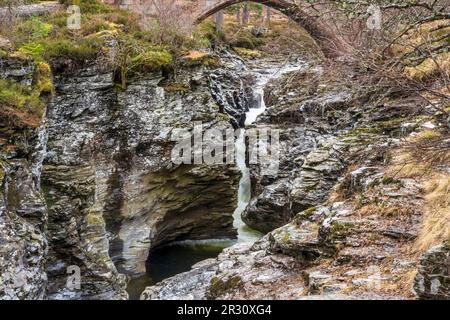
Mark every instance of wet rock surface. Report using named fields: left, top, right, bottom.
left=0, top=161, right=48, bottom=300
left=0, top=52, right=249, bottom=299
left=1, top=51, right=448, bottom=300
left=414, top=242, right=450, bottom=300
left=142, top=60, right=446, bottom=301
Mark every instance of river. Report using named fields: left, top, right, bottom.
left=127, top=57, right=305, bottom=300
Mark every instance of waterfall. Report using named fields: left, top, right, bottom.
left=233, top=60, right=306, bottom=243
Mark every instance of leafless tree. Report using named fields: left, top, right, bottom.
left=242, top=2, right=249, bottom=25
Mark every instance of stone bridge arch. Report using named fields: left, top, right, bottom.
left=195, top=0, right=344, bottom=58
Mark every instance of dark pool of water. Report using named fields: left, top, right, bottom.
left=127, top=240, right=234, bottom=300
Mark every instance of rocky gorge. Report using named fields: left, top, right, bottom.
left=0, top=4, right=449, bottom=300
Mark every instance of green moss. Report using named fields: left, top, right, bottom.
left=218, top=112, right=230, bottom=122
left=35, top=61, right=53, bottom=94
left=231, top=30, right=265, bottom=50
left=329, top=221, right=354, bottom=239
left=0, top=160, right=5, bottom=181
left=43, top=38, right=102, bottom=63
left=295, top=207, right=316, bottom=223
left=0, top=79, right=34, bottom=109
left=207, top=276, right=242, bottom=300
left=233, top=47, right=262, bottom=59
left=131, top=49, right=172, bottom=71
left=0, top=49, right=7, bottom=57
left=18, top=42, right=45, bottom=59
left=233, top=35, right=255, bottom=49
left=182, top=51, right=219, bottom=68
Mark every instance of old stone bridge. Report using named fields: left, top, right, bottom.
left=196, top=0, right=343, bottom=57
left=2, top=0, right=344, bottom=58
left=119, top=0, right=344, bottom=58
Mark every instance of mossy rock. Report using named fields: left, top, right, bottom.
left=207, top=276, right=242, bottom=300
left=163, top=83, right=190, bottom=93
left=295, top=207, right=317, bottom=222
left=233, top=47, right=262, bottom=59
left=328, top=221, right=355, bottom=241
left=35, top=61, right=53, bottom=94
left=43, top=38, right=103, bottom=65
left=181, top=50, right=220, bottom=68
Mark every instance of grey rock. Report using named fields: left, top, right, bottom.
left=414, top=242, right=450, bottom=300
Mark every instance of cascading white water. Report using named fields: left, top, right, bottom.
left=233, top=60, right=306, bottom=243
left=127, top=59, right=306, bottom=299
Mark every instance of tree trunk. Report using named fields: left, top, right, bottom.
left=215, top=10, right=224, bottom=33
left=242, top=2, right=249, bottom=26
left=265, top=6, right=271, bottom=27
left=236, top=6, right=241, bottom=25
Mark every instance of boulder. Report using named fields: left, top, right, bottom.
left=414, top=242, right=450, bottom=300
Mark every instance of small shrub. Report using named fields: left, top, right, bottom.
left=232, top=34, right=255, bottom=49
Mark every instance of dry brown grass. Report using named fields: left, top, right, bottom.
left=386, top=152, right=429, bottom=179
left=415, top=174, right=450, bottom=252
left=384, top=129, right=450, bottom=253
left=356, top=203, right=416, bottom=218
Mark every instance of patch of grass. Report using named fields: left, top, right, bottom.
left=43, top=37, right=102, bottom=63
left=405, top=52, right=450, bottom=82
left=131, top=49, right=173, bottom=71
left=59, top=0, right=112, bottom=14
left=0, top=79, right=44, bottom=128
left=415, top=175, right=450, bottom=252
left=387, top=152, right=428, bottom=178
left=11, top=16, right=53, bottom=46
left=357, top=203, right=415, bottom=217
left=414, top=129, right=442, bottom=141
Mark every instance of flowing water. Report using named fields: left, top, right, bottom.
left=127, top=58, right=305, bottom=300
left=233, top=59, right=306, bottom=242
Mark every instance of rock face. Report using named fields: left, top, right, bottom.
left=1, top=51, right=249, bottom=299
left=42, top=56, right=249, bottom=298
left=141, top=61, right=444, bottom=301
left=0, top=161, right=48, bottom=300
left=242, top=66, right=353, bottom=233
left=414, top=242, right=450, bottom=300
left=0, top=56, right=48, bottom=300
